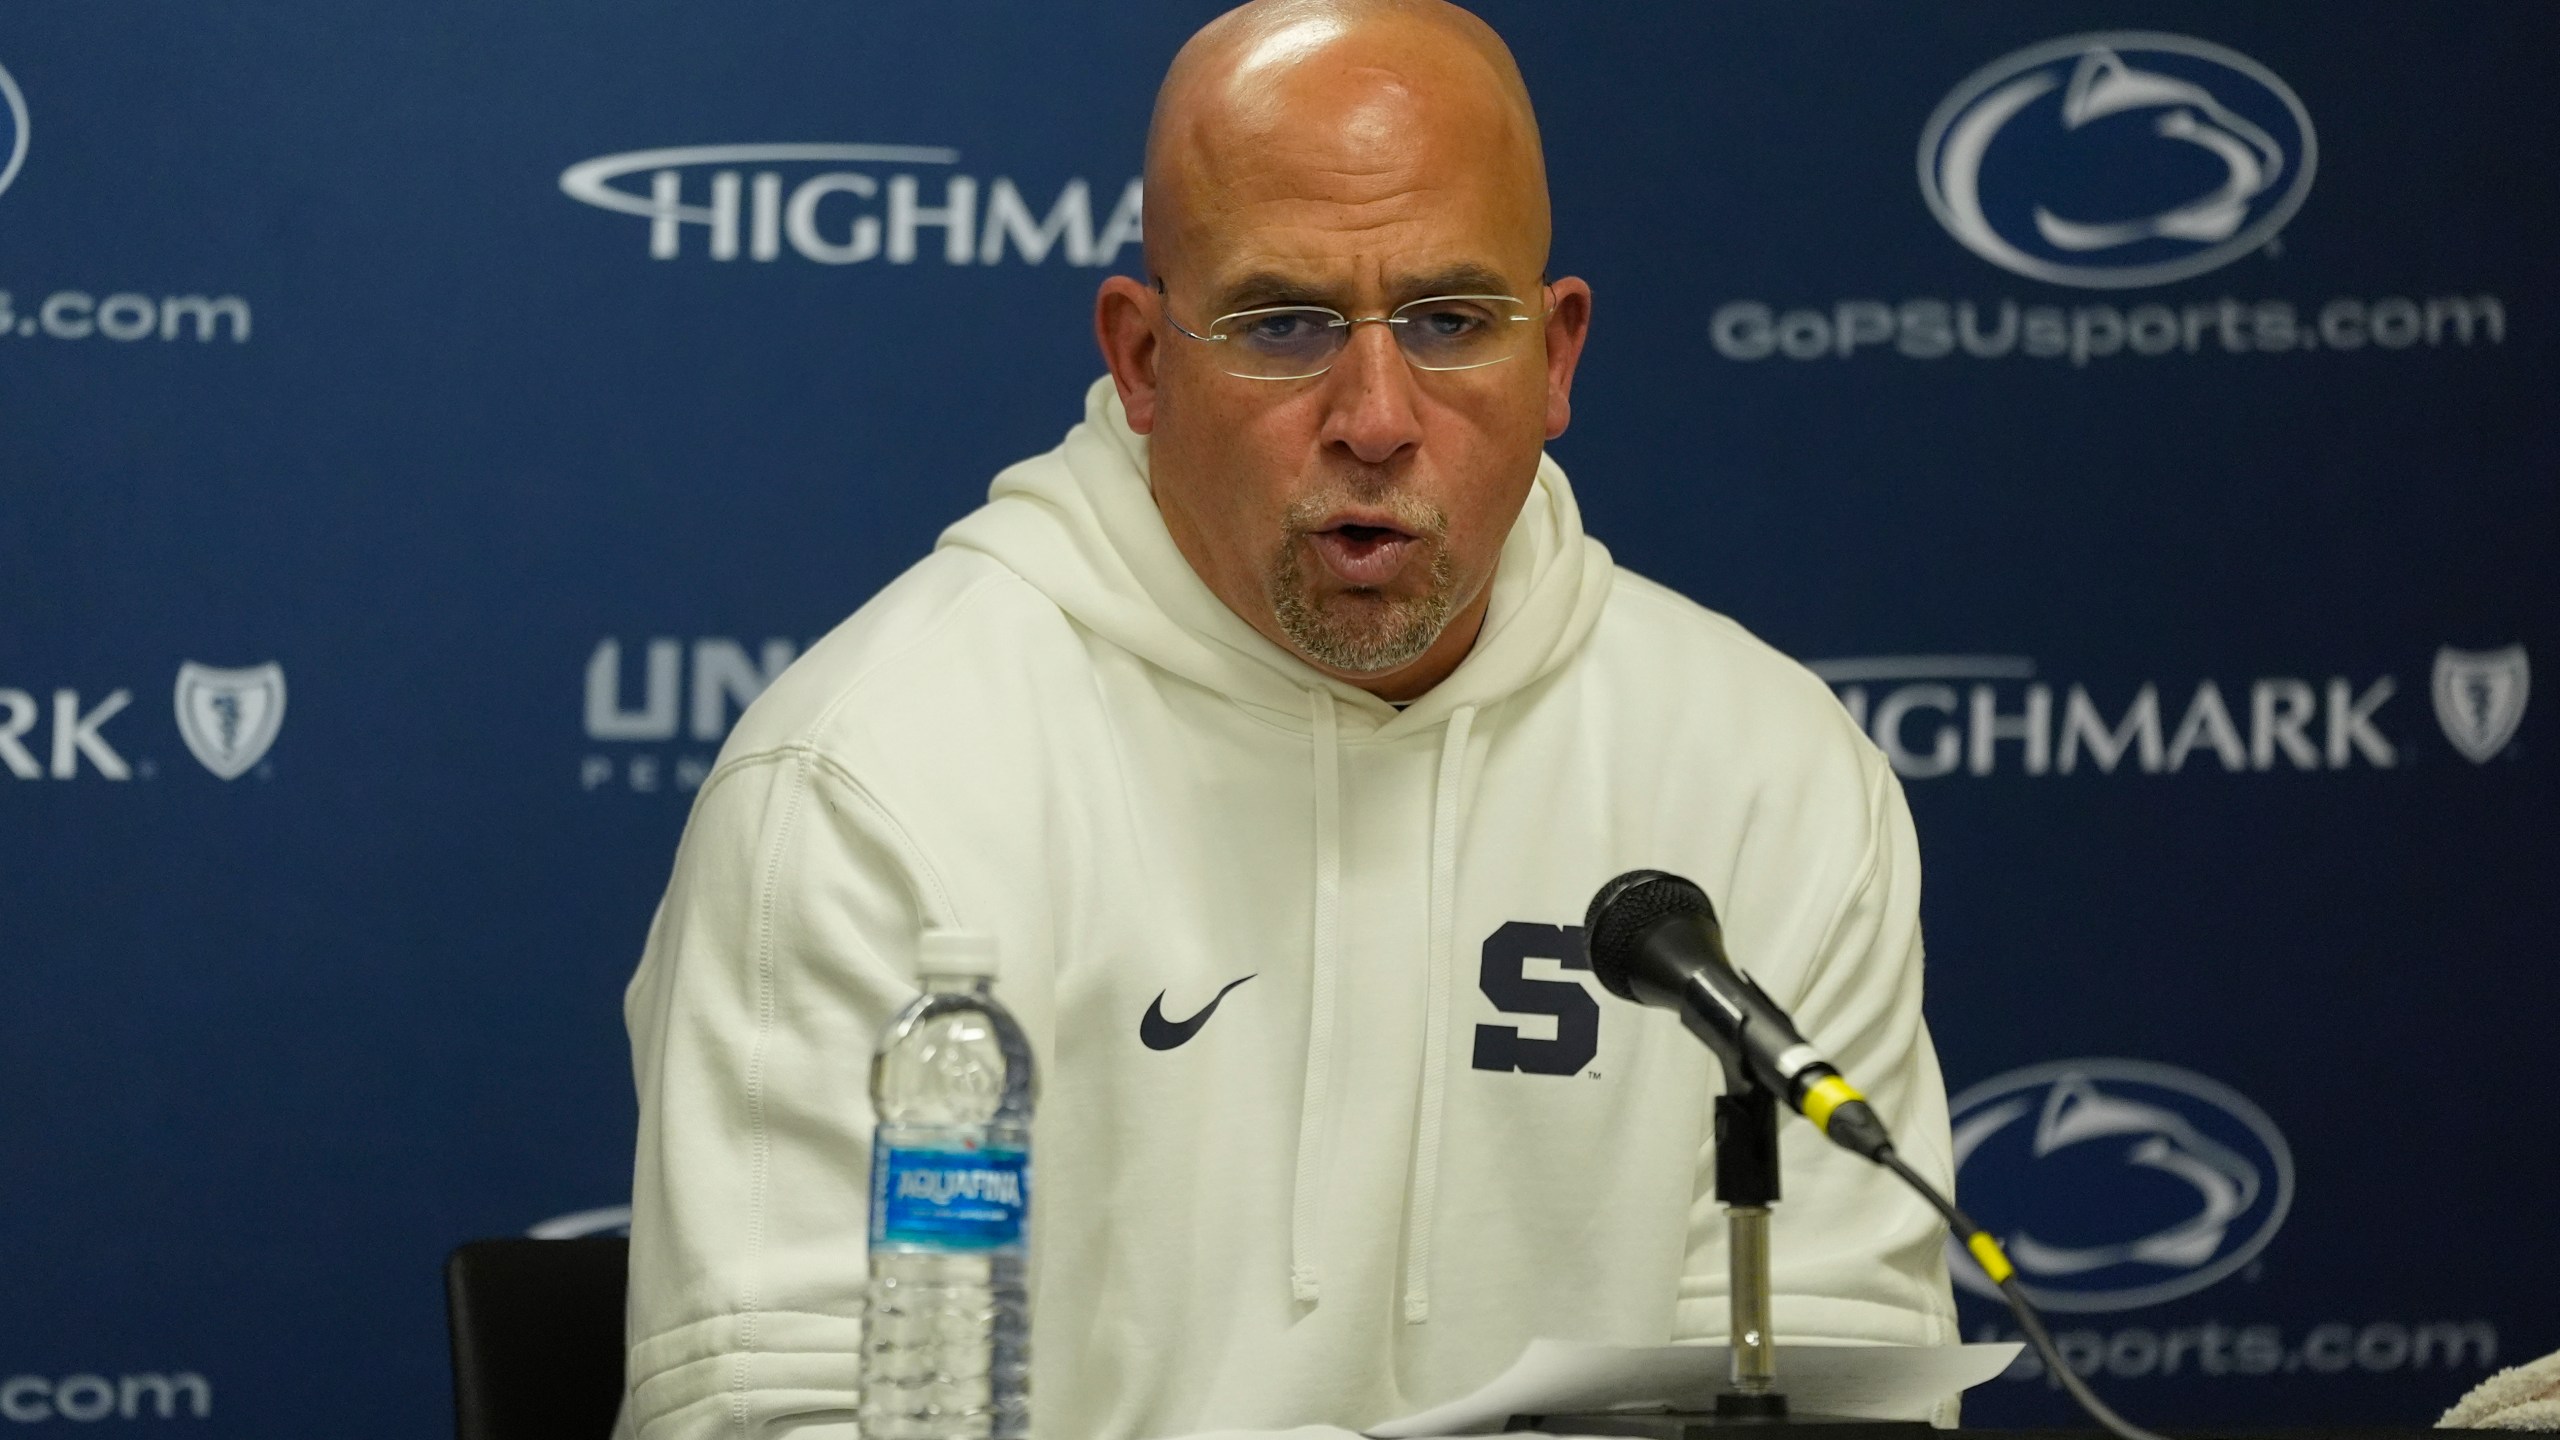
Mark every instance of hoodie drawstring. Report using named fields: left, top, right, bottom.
left=1291, top=693, right=1478, bottom=1322
left=1403, top=703, right=1477, bottom=1323
left=1291, top=688, right=1343, bottom=1304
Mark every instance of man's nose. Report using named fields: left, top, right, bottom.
left=1317, top=321, right=1424, bottom=467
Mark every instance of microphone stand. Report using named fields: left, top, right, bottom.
left=1714, top=1080, right=1787, bottom=1421
left=1510, top=1066, right=1931, bottom=1439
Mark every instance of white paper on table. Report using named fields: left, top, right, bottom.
left=1363, top=1340, right=2025, bottom=1437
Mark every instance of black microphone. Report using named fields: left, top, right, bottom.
left=1584, top=870, right=1894, bottom=1161
left=1586, top=869, right=2174, bottom=1440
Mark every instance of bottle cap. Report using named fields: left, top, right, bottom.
left=918, top=928, right=999, bottom=979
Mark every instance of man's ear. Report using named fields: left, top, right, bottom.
left=1095, top=275, right=1162, bottom=433
left=1539, top=277, right=1593, bottom=441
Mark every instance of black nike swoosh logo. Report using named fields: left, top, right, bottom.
left=1140, top=974, right=1257, bottom=1051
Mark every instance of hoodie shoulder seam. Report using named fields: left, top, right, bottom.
left=684, top=742, right=962, bottom=931
left=797, top=741, right=962, bottom=926
left=732, top=747, right=810, bottom=1431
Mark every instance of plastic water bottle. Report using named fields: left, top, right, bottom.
left=860, top=930, right=1036, bottom=1440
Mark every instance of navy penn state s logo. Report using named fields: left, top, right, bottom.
left=1948, top=1058, right=2294, bottom=1312
left=0, top=56, right=29, bottom=203
left=1471, top=922, right=1599, bottom=1076
left=1920, top=33, right=2316, bottom=289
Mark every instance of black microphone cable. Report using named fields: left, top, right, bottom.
left=1770, top=1051, right=2172, bottom=1440
left=1865, top=1141, right=2173, bottom=1440
left=1778, top=1059, right=2172, bottom=1440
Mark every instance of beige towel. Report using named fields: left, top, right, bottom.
left=2443, top=1350, right=2560, bottom=1431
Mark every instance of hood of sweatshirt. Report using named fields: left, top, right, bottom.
left=939, top=376, right=1613, bottom=740
left=938, top=375, right=1614, bottom=1323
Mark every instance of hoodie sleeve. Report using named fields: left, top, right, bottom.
left=1671, top=748, right=1959, bottom=1354
left=618, top=743, right=974, bottom=1440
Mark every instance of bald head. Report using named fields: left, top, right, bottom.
left=1092, top=0, right=1591, bottom=703
left=1142, top=0, right=1551, bottom=288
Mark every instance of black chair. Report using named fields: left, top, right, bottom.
left=445, top=1237, right=629, bottom=1440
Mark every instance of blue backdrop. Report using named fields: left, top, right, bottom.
left=4, top=2, right=2552, bottom=1433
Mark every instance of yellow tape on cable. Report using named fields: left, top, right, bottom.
left=1800, top=1074, right=1863, bottom=1132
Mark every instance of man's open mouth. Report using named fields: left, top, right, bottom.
left=1307, top=517, right=1422, bottom=588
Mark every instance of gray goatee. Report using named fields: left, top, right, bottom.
left=1264, top=491, right=1457, bottom=675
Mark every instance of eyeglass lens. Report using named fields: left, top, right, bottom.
left=1214, top=296, right=1530, bottom=377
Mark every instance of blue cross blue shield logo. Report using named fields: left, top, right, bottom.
left=174, top=661, right=288, bottom=781
left=2433, top=645, right=2529, bottom=764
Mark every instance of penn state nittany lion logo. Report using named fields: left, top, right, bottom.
left=1920, top=33, right=2316, bottom=289
left=1947, top=1059, right=2293, bottom=1313
left=2432, top=645, right=2529, bottom=764
left=0, top=56, right=29, bottom=202
left=173, top=661, right=288, bottom=780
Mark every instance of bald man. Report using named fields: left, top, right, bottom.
left=615, top=4, right=1957, bottom=1438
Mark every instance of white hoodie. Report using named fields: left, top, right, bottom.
left=618, top=378, right=1957, bottom=1440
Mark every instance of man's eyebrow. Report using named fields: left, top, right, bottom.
left=1211, top=265, right=1528, bottom=314
left=1216, top=272, right=1336, bottom=312
left=1391, top=264, right=1519, bottom=300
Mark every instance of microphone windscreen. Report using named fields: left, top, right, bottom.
left=1583, top=869, right=1716, bottom=1000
